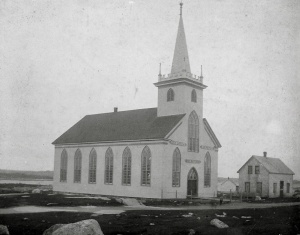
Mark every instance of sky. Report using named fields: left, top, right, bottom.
left=0, top=0, right=299, bottom=179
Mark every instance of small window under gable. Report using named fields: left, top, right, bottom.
left=248, top=166, right=253, bottom=174
left=255, top=165, right=260, bottom=174
left=191, top=89, right=197, bottom=102
left=167, top=88, right=174, bottom=102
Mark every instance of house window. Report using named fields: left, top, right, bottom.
left=167, top=88, right=174, bottom=101
left=245, top=182, right=250, bottom=193
left=74, top=149, right=82, bottom=183
left=122, top=147, right=132, bottom=185
left=89, top=148, right=97, bottom=184
left=172, top=148, right=181, bottom=187
left=204, top=152, right=211, bottom=187
left=255, top=165, right=260, bottom=174
left=191, top=89, right=197, bottom=102
left=248, top=166, right=253, bottom=174
left=188, top=111, right=199, bottom=152
left=105, top=147, right=113, bottom=184
left=141, top=146, right=151, bottom=186
left=273, top=183, right=277, bottom=194
left=256, top=182, right=262, bottom=195
left=60, top=149, right=68, bottom=182
left=287, top=183, right=290, bottom=193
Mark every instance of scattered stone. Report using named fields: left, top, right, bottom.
left=215, top=213, right=225, bottom=218
left=93, top=210, right=125, bottom=215
left=241, top=216, right=251, bottom=219
left=255, top=196, right=262, bottom=201
left=243, top=220, right=253, bottom=225
left=197, top=217, right=201, bottom=220
left=23, top=218, right=29, bottom=221
left=210, top=219, right=229, bottom=228
left=188, top=229, right=195, bottom=235
left=32, top=189, right=41, bottom=194
left=150, top=223, right=155, bottom=226
left=232, top=216, right=239, bottom=219
left=0, top=225, right=10, bottom=235
left=42, top=219, right=104, bottom=235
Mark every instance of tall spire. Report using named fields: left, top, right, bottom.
left=171, top=2, right=191, bottom=74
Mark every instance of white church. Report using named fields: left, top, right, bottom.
left=52, top=3, right=221, bottom=199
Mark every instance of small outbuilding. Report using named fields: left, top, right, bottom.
left=218, top=177, right=239, bottom=193
left=237, top=152, right=294, bottom=198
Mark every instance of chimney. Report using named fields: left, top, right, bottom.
left=114, top=107, right=118, bottom=113
left=263, top=151, right=267, bottom=157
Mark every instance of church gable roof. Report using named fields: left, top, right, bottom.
left=237, top=155, right=294, bottom=175
left=203, top=118, right=222, bottom=148
left=52, top=108, right=185, bottom=145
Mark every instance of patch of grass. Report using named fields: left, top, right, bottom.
left=0, top=193, right=122, bottom=208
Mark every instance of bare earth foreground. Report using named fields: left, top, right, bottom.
left=0, top=185, right=299, bottom=235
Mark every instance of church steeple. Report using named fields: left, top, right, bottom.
left=171, top=2, right=191, bottom=74
left=154, top=2, right=207, bottom=118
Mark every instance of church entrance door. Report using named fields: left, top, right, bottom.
left=187, top=167, right=198, bottom=197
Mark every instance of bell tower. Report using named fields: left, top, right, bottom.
left=154, top=3, right=207, bottom=119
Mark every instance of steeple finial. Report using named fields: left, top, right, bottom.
left=158, top=63, right=162, bottom=80
left=200, top=65, right=203, bottom=78
left=180, top=1, right=183, bottom=16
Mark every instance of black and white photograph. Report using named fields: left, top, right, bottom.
left=0, top=0, right=299, bottom=234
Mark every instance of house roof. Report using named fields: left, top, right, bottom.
left=52, top=108, right=185, bottom=145
left=218, top=177, right=239, bottom=186
left=203, top=118, right=222, bottom=148
left=237, top=155, right=294, bottom=175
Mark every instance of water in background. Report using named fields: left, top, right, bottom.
left=0, top=179, right=53, bottom=185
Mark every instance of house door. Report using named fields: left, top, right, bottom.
left=256, top=182, right=262, bottom=196
left=280, top=181, right=284, bottom=197
left=187, top=168, right=198, bottom=197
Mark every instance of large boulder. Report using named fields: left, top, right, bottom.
left=43, top=219, right=103, bottom=235
left=0, top=225, right=9, bottom=235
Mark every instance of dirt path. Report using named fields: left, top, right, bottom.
left=0, top=201, right=299, bottom=214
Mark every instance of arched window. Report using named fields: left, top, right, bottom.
left=204, top=152, right=211, bottom=187
left=167, top=88, right=174, bottom=101
left=74, top=149, right=82, bottom=183
left=60, top=149, right=68, bottom=182
left=105, top=147, right=113, bottom=184
left=188, top=111, right=199, bottom=152
left=191, top=89, right=197, bottom=102
left=122, top=147, right=132, bottom=185
left=141, top=146, right=151, bottom=186
left=89, top=148, right=97, bottom=183
left=172, top=148, right=181, bottom=187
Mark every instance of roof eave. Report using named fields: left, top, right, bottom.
left=154, top=77, right=207, bottom=90
left=203, top=118, right=222, bottom=148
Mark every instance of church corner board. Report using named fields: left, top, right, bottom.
left=52, top=3, right=221, bottom=199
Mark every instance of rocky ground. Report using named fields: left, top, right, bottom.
left=0, top=206, right=299, bottom=235
left=0, top=184, right=300, bottom=234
